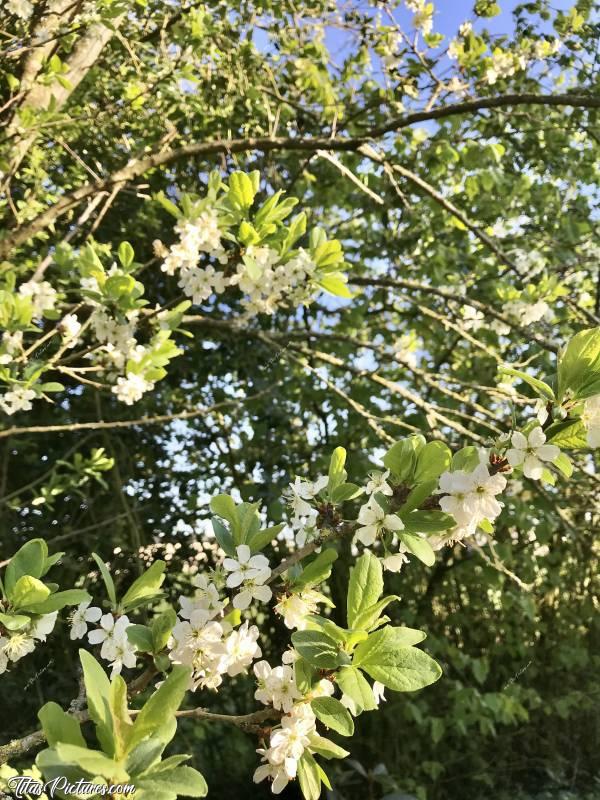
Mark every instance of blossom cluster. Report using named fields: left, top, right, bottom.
left=159, top=211, right=319, bottom=319
left=0, top=612, right=58, bottom=674
left=438, top=461, right=507, bottom=548
left=70, top=601, right=137, bottom=678
left=168, top=573, right=261, bottom=690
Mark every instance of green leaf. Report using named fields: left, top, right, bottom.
left=336, top=666, right=377, bottom=714
left=414, top=441, right=452, bottom=483
left=5, top=539, right=47, bottom=595
left=545, top=418, right=588, bottom=449
left=0, top=611, right=30, bottom=630
left=402, top=510, right=455, bottom=534
left=127, top=624, right=154, bottom=652
left=228, top=171, right=257, bottom=211
left=292, top=548, right=338, bottom=590
left=553, top=452, right=573, bottom=478
left=92, top=553, right=117, bottom=607
left=399, top=480, right=438, bottom=514
left=209, top=494, right=239, bottom=536
left=399, top=532, right=435, bottom=566
left=152, top=608, right=177, bottom=653
left=121, top=561, right=166, bottom=611
left=383, top=436, right=424, bottom=481
left=55, top=743, right=129, bottom=782
left=347, top=550, right=383, bottom=628
left=355, top=634, right=442, bottom=692
left=353, top=626, right=426, bottom=671
left=138, top=766, right=208, bottom=797
left=291, top=629, right=341, bottom=669
left=327, top=446, right=347, bottom=493
left=351, top=596, right=399, bottom=633
left=317, top=273, right=353, bottom=298
left=118, top=241, right=135, bottom=269
left=11, top=575, right=51, bottom=609
left=297, top=752, right=322, bottom=800
left=308, top=733, right=350, bottom=760
left=38, top=702, right=87, bottom=748
left=211, top=518, right=235, bottom=556
left=21, top=588, right=90, bottom=614
left=127, top=665, right=190, bottom=753
left=79, top=650, right=115, bottom=756
left=557, top=327, right=600, bottom=401
left=294, top=657, right=318, bottom=694
left=500, top=367, right=555, bottom=401
left=247, top=523, right=284, bottom=552
left=330, top=482, right=362, bottom=503
left=451, top=446, right=480, bottom=472
left=311, top=696, right=354, bottom=736
left=110, top=674, right=134, bottom=758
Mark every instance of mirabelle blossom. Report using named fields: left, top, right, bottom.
left=582, top=396, right=600, bottom=447
left=0, top=387, right=36, bottom=415
left=69, top=601, right=102, bottom=640
left=254, top=660, right=302, bottom=712
left=112, top=372, right=154, bottom=405
left=355, top=498, right=404, bottom=546
left=506, top=427, right=560, bottom=480
left=275, top=590, right=323, bottom=630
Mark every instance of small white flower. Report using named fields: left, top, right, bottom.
left=254, top=660, right=301, bottom=712
left=3, top=632, right=35, bottom=662
left=355, top=498, right=404, bottom=546
left=275, top=590, right=321, bottom=630
left=582, top=395, right=600, bottom=448
left=372, top=681, right=386, bottom=705
left=70, top=601, right=102, bottom=640
left=88, top=613, right=131, bottom=660
left=233, top=577, right=272, bottom=610
left=59, top=314, right=82, bottom=347
left=112, top=372, right=154, bottom=405
left=108, top=636, right=137, bottom=677
left=223, top=621, right=261, bottom=676
left=506, top=427, right=560, bottom=480
left=223, top=545, right=271, bottom=588
left=383, top=550, right=410, bottom=572
left=29, top=612, right=58, bottom=642
left=365, top=469, right=393, bottom=496
left=7, top=0, right=33, bottom=18
left=0, top=387, right=36, bottom=415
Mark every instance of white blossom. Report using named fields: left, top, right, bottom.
left=275, top=590, right=322, bottom=630
left=18, top=280, right=58, bottom=317
left=2, top=632, right=35, bottom=663
left=69, top=601, right=102, bottom=640
left=112, top=372, right=154, bottom=405
left=233, top=577, right=272, bottom=610
left=223, top=544, right=271, bottom=588
left=108, top=635, right=138, bottom=677
left=254, top=660, right=302, bottom=712
left=59, top=314, right=82, bottom=347
left=582, top=395, right=600, bottom=448
left=506, top=427, right=560, bottom=480
left=365, top=469, right=393, bottom=496
left=355, top=498, right=404, bottom=546
left=223, top=621, right=262, bottom=676
left=372, top=681, right=386, bottom=705
left=0, top=387, right=36, bottom=415
left=29, top=612, right=58, bottom=642
left=88, top=613, right=131, bottom=660
left=7, top=0, right=33, bottom=18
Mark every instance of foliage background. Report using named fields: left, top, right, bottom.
left=1, top=0, right=599, bottom=798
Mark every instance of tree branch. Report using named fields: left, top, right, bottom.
left=2, top=93, right=598, bottom=257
